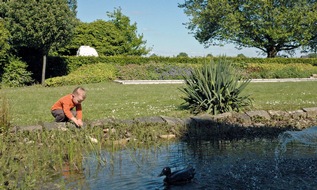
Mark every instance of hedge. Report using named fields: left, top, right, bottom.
left=46, top=56, right=317, bottom=77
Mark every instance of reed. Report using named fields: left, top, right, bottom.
left=0, top=120, right=182, bottom=189
left=0, top=94, right=11, bottom=133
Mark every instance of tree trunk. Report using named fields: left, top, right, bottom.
left=267, top=46, right=278, bottom=58
left=41, top=54, right=46, bottom=86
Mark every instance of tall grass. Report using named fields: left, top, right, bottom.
left=0, top=94, right=11, bottom=133
left=1, top=81, right=317, bottom=126
left=0, top=121, right=181, bottom=189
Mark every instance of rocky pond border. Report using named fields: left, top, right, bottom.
left=10, top=107, right=317, bottom=140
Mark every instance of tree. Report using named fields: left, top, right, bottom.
left=237, top=54, right=246, bottom=58
left=179, top=0, right=317, bottom=58
left=59, top=20, right=125, bottom=56
left=0, top=19, right=10, bottom=62
left=0, top=19, right=10, bottom=79
left=59, top=8, right=150, bottom=56
left=4, top=0, right=77, bottom=84
left=67, top=0, right=77, bottom=15
left=107, top=7, right=150, bottom=56
left=177, top=52, right=189, bottom=57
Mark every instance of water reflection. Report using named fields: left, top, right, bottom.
left=66, top=135, right=317, bottom=189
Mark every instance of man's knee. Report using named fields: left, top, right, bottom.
left=52, top=110, right=67, bottom=122
left=55, top=114, right=67, bottom=122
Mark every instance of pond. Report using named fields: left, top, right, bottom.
left=62, top=127, right=317, bottom=190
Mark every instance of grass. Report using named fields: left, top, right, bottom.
left=243, top=82, right=317, bottom=111
left=1, top=81, right=317, bottom=126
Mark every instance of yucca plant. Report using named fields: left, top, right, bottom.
left=180, top=58, right=252, bottom=115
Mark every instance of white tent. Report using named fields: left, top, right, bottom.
left=76, top=46, right=98, bottom=57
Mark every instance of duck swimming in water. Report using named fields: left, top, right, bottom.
left=158, top=166, right=195, bottom=185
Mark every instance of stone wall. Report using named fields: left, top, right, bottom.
left=11, top=107, right=317, bottom=139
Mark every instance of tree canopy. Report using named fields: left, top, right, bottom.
left=107, top=7, right=150, bottom=56
left=60, top=20, right=126, bottom=56
left=177, top=52, right=189, bottom=57
left=59, top=8, right=150, bottom=56
left=179, top=0, right=317, bottom=58
left=3, top=0, right=78, bottom=83
left=0, top=19, right=10, bottom=62
left=4, top=0, right=77, bottom=56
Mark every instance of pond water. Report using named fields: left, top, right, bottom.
left=64, top=127, right=317, bottom=190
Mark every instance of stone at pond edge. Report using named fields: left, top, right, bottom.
left=231, top=113, right=252, bottom=127
left=40, top=122, right=68, bottom=131
left=161, top=116, right=185, bottom=126
left=268, top=110, right=290, bottom=121
left=288, top=110, right=306, bottom=120
left=10, top=125, right=42, bottom=133
left=246, top=110, right=271, bottom=121
left=134, top=116, right=166, bottom=124
left=303, top=107, right=317, bottom=118
left=11, top=107, right=317, bottom=134
left=159, top=134, right=176, bottom=140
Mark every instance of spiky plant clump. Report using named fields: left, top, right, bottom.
left=180, top=58, right=252, bottom=115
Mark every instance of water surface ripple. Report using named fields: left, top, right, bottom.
left=68, top=136, right=317, bottom=190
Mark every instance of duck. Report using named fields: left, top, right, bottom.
left=158, top=166, right=196, bottom=185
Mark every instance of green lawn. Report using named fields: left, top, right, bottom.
left=1, top=81, right=317, bottom=126
left=243, top=82, right=317, bottom=111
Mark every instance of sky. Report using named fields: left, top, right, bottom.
left=76, top=0, right=265, bottom=57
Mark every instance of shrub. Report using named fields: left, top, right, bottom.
left=180, top=58, right=252, bottom=115
left=45, top=63, right=117, bottom=87
left=246, top=63, right=317, bottom=78
left=1, top=58, right=34, bottom=87
left=116, top=63, right=195, bottom=80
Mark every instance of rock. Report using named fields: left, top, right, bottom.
left=246, top=110, right=271, bottom=121
left=161, top=116, right=184, bottom=126
left=17, top=125, right=43, bottom=132
left=268, top=110, right=290, bottom=121
left=303, top=107, right=317, bottom=118
left=88, top=136, right=98, bottom=143
left=289, top=110, right=306, bottom=119
left=211, top=112, right=233, bottom=120
left=159, top=134, right=176, bottom=140
left=134, top=116, right=166, bottom=124
left=232, top=113, right=252, bottom=126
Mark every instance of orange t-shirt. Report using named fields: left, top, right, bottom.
left=51, top=94, right=82, bottom=119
